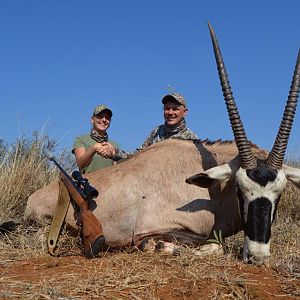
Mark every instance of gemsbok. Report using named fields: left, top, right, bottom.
left=24, top=24, right=300, bottom=265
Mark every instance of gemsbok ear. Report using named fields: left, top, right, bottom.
left=186, top=163, right=233, bottom=188
left=283, top=165, right=300, bottom=188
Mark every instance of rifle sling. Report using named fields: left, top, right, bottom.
left=48, top=179, right=70, bottom=256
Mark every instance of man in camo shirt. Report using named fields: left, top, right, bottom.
left=103, top=93, right=199, bottom=161
left=139, top=93, right=199, bottom=148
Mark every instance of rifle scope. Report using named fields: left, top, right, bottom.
left=72, top=171, right=99, bottom=199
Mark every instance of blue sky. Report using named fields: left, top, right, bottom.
left=1, top=1, right=300, bottom=159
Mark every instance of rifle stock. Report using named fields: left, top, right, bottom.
left=59, top=171, right=105, bottom=258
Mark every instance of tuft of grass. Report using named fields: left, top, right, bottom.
left=0, top=132, right=75, bottom=222
left=207, top=229, right=224, bottom=246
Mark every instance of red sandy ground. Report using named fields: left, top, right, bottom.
left=0, top=255, right=299, bottom=299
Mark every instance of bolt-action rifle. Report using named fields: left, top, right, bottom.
left=47, top=153, right=105, bottom=258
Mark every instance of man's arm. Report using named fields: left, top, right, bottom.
left=96, top=126, right=160, bottom=162
left=74, top=147, right=96, bottom=171
left=136, top=126, right=160, bottom=150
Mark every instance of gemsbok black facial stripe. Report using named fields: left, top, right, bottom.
left=246, top=197, right=272, bottom=243
left=246, top=160, right=278, bottom=187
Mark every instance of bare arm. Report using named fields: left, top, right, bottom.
left=74, top=146, right=96, bottom=171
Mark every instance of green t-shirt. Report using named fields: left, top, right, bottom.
left=72, top=134, right=119, bottom=174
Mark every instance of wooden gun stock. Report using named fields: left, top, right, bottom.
left=59, top=172, right=105, bottom=258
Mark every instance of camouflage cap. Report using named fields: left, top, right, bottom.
left=93, top=104, right=113, bottom=117
left=162, top=93, right=187, bottom=108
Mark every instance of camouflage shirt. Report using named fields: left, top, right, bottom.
left=113, top=119, right=199, bottom=161
left=139, top=119, right=199, bottom=149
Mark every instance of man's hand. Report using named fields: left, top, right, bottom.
left=94, top=142, right=116, bottom=158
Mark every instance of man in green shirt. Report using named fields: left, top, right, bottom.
left=55, top=104, right=119, bottom=259
left=72, top=104, right=119, bottom=173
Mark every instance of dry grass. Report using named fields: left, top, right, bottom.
left=0, top=228, right=299, bottom=299
left=0, top=133, right=75, bottom=221
left=0, top=135, right=299, bottom=299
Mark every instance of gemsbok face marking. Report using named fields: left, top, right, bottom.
left=236, top=164, right=287, bottom=264
left=187, top=23, right=300, bottom=265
